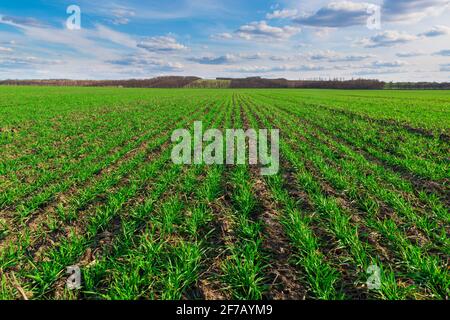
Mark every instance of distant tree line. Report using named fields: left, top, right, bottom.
left=385, top=82, right=450, bottom=90
left=216, top=77, right=385, bottom=89
left=288, top=79, right=385, bottom=89
left=218, top=77, right=289, bottom=88
left=185, top=79, right=231, bottom=88
left=1, top=76, right=449, bottom=90
left=0, top=77, right=201, bottom=88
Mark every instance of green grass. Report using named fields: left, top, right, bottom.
left=0, top=86, right=448, bottom=300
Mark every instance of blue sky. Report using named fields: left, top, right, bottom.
left=0, top=0, right=449, bottom=80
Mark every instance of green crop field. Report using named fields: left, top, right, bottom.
left=0, top=86, right=448, bottom=300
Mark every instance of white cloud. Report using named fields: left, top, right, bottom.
left=419, top=25, right=450, bottom=37
left=0, top=55, right=64, bottom=68
left=110, top=6, right=136, bottom=25
left=370, top=60, right=408, bottom=68
left=434, top=49, right=450, bottom=56
left=294, top=2, right=373, bottom=28
left=383, top=0, right=450, bottom=22
left=187, top=52, right=266, bottom=65
left=137, top=36, right=187, bottom=52
left=396, top=51, right=424, bottom=58
left=210, top=32, right=233, bottom=40
left=238, top=52, right=266, bottom=60
left=108, top=54, right=183, bottom=71
left=359, top=31, right=417, bottom=48
left=269, top=55, right=296, bottom=62
left=188, top=54, right=237, bottom=65
left=0, top=16, right=125, bottom=59
left=266, top=9, right=298, bottom=20
left=0, top=15, right=43, bottom=27
left=308, top=50, right=374, bottom=62
left=236, top=21, right=300, bottom=41
left=354, top=69, right=408, bottom=76
left=0, top=46, right=13, bottom=53
left=93, top=24, right=137, bottom=48
left=293, top=0, right=450, bottom=28
left=440, top=63, right=450, bottom=71
left=229, top=64, right=324, bottom=73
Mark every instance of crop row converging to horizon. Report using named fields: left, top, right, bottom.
left=0, top=86, right=448, bottom=300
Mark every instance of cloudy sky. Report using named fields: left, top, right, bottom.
left=0, top=0, right=449, bottom=81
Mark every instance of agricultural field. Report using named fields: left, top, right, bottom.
left=0, top=86, right=448, bottom=300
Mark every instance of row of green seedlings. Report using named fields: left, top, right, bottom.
left=306, top=103, right=448, bottom=183
left=220, top=94, right=267, bottom=300
left=251, top=97, right=416, bottom=299
left=0, top=95, right=211, bottom=212
left=0, top=88, right=181, bottom=153
left=256, top=92, right=448, bottom=182
left=0, top=96, right=168, bottom=191
left=249, top=94, right=448, bottom=232
left=303, top=116, right=449, bottom=245
left=77, top=97, right=231, bottom=299
left=317, top=103, right=449, bottom=163
left=240, top=94, right=344, bottom=299
left=261, top=92, right=449, bottom=179
left=0, top=99, right=157, bottom=178
left=253, top=94, right=448, bottom=245
left=253, top=95, right=443, bottom=268
left=26, top=98, right=224, bottom=299
left=249, top=95, right=448, bottom=299
left=0, top=101, right=219, bottom=299
left=3, top=92, right=210, bottom=296
left=0, top=110, right=141, bottom=206
left=278, top=90, right=448, bottom=138
left=0, top=99, right=212, bottom=271
left=0, top=96, right=211, bottom=234
left=1, top=91, right=211, bottom=193
left=0, top=102, right=181, bottom=243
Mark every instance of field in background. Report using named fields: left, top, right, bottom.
left=0, top=86, right=448, bottom=300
